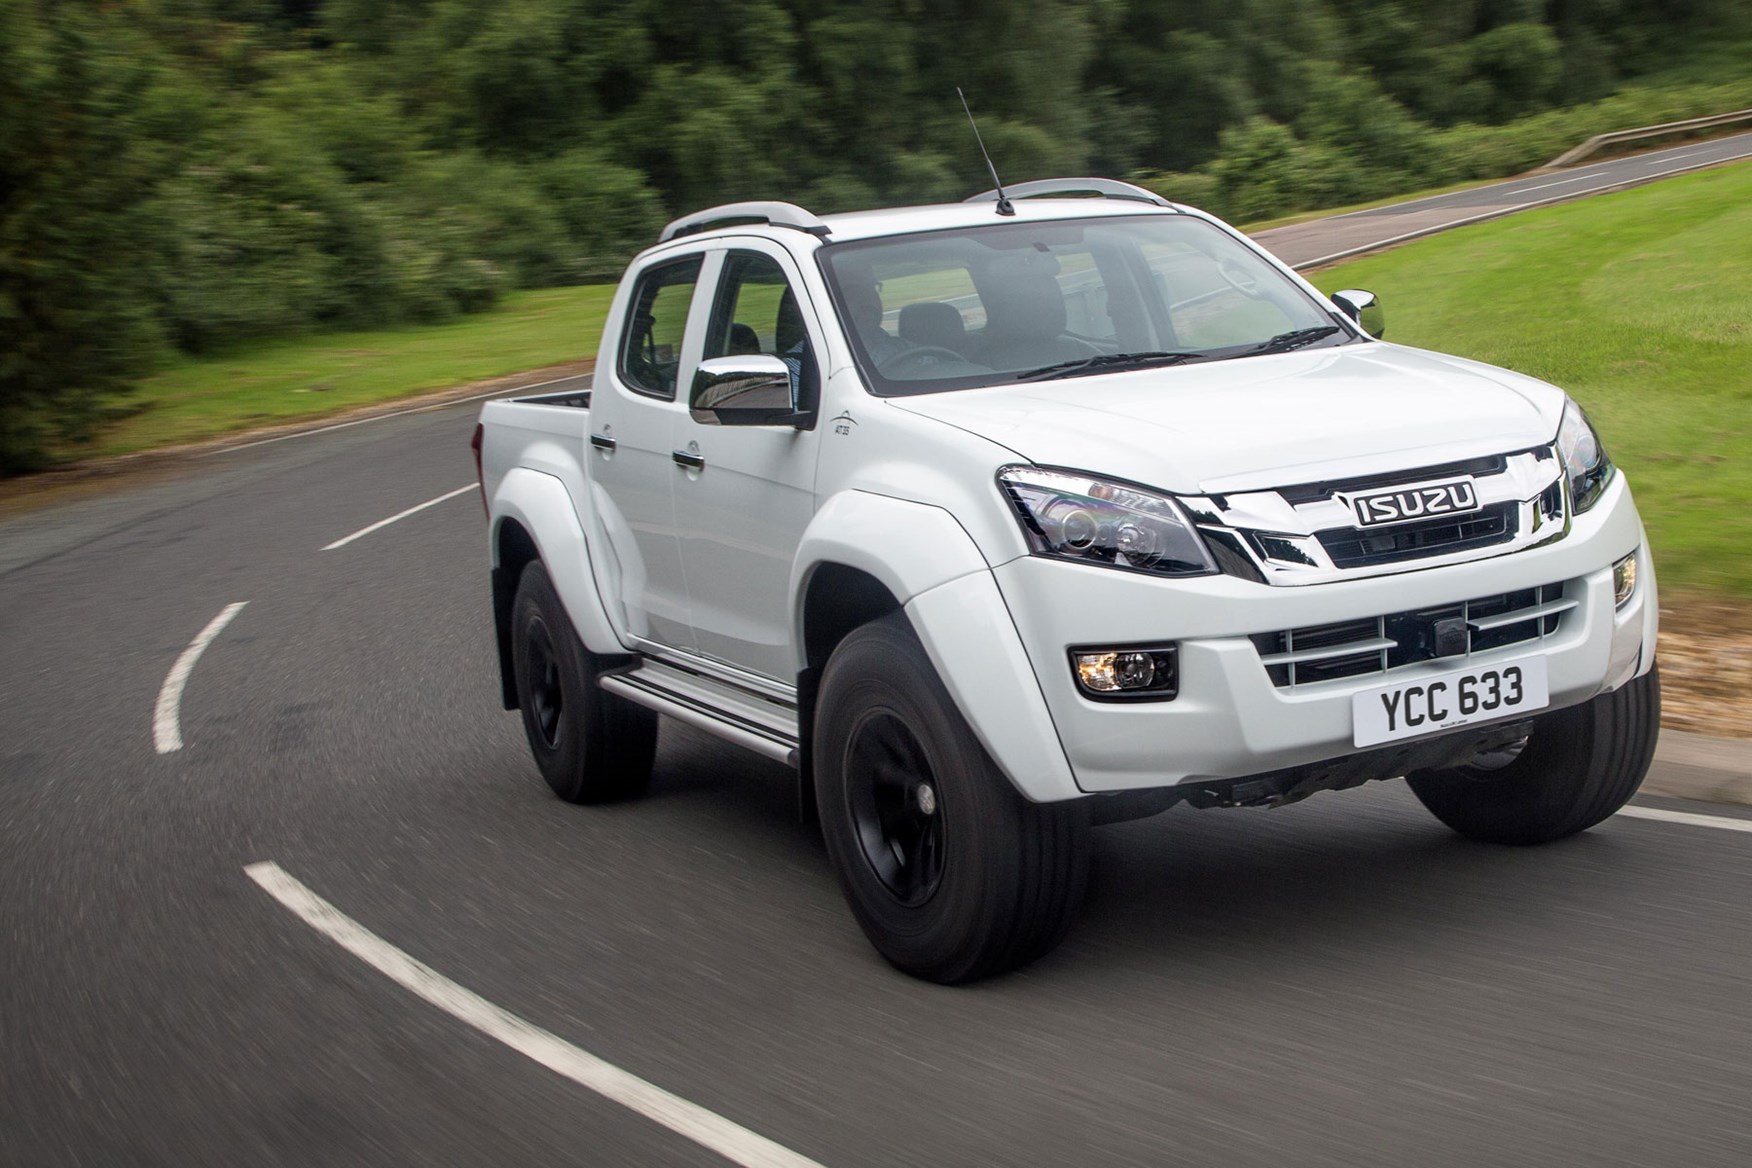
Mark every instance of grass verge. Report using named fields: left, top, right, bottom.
left=1314, top=160, right=1752, bottom=600
left=76, top=284, right=618, bottom=459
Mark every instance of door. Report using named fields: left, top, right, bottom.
left=670, top=244, right=824, bottom=681
left=585, top=252, right=706, bottom=650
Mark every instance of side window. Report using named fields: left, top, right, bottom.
left=619, top=255, right=702, bottom=399
left=704, top=251, right=818, bottom=406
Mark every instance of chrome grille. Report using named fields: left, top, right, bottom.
left=1251, top=582, right=1573, bottom=689
left=1314, top=501, right=1517, bottom=568
left=1179, top=446, right=1568, bottom=586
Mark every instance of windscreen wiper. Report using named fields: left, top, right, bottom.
left=1014, top=351, right=1205, bottom=383
left=1241, top=325, right=1343, bottom=356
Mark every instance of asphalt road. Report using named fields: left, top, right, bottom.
left=1255, top=128, right=1752, bottom=268
left=8, top=385, right=1752, bottom=1167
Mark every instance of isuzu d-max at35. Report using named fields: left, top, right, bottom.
left=475, top=179, right=1658, bottom=982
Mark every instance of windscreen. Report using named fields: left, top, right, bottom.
left=817, top=214, right=1353, bottom=396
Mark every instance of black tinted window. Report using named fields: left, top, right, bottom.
left=704, top=251, right=818, bottom=411
left=620, top=256, right=702, bottom=399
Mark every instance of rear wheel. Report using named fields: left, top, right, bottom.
left=511, top=561, right=656, bottom=803
left=1407, top=663, right=1660, bottom=845
left=814, top=612, right=1090, bottom=983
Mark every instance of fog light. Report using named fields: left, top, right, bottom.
left=1613, top=550, right=1638, bottom=608
left=1070, top=645, right=1178, bottom=701
left=1075, top=652, right=1120, bottom=692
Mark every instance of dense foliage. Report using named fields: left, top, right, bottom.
left=2, top=0, right=1749, bottom=471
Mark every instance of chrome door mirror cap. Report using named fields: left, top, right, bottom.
left=689, top=355, right=811, bottom=427
left=1331, top=289, right=1385, bottom=339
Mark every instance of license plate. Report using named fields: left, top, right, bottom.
left=1352, top=657, right=1549, bottom=747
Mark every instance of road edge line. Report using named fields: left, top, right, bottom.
left=1618, top=805, right=1752, bottom=833
left=198, top=372, right=591, bottom=458
left=243, top=861, right=828, bottom=1168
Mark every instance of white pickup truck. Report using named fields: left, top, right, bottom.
left=474, top=179, right=1659, bottom=983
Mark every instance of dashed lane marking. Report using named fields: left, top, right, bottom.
left=153, top=602, right=248, bottom=754
left=322, top=484, right=475, bottom=551
left=244, top=862, right=829, bottom=1168
left=1503, top=173, right=1598, bottom=195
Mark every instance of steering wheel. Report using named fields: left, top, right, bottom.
left=1217, top=260, right=1261, bottom=297
left=880, top=346, right=969, bottom=375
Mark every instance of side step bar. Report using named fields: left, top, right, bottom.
left=599, top=658, right=800, bottom=767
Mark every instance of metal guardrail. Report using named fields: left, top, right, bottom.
left=1547, top=107, right=1752, bottom=168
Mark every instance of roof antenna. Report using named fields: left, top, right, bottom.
left=957, top=87, right=1014, bottom=216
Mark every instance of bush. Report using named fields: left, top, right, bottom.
left=1130, top=170, right=1222, bottom=215
left=530, top=150, right=667, bottom=281
left=149, top=116, right=396, bottom=351
left=1209, top=118, right=1374, bottom=222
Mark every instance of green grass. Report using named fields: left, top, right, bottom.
left=1315, top=160, right=1752, bottom=600
left=82, top=284, right=618, bottom=458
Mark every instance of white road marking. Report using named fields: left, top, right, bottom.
left=153, top=602, right=248, bottom=754
left=203, top=373, right=590, bottom=457
left=1506, top=173, right=1598, bottom=195
left=1648, top=148, right=1709, bottom=163
left=244, top=862, right=828, bottom=1168
left=322, top=485, right=475, bottom=551
left=1618, top=806, right=1752, bottom=833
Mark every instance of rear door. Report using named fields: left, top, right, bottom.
left=585, top=251, right=708, bottom=650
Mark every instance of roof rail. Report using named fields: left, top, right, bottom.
left=963, top=177, right=1174, bottom=209
left=658, top=201, right=831, bottom=243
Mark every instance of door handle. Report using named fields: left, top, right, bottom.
left=671, top=449, right=705, bottom=470
left=589, top=433, right=617, bottom=452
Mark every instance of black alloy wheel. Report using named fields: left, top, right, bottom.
left=814, top=611, right=1091, bottom=983
left=510, top=561, right=657, bottom=803
left=845, top=711, right=946, bottom=907
left=525, top=617, right=565, bottom=751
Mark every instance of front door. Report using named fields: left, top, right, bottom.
left=670, top=243, right=824, bottom=681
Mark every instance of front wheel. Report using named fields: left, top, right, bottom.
left=1407, top=663, right=1660, bottom=845
left=510, top=561, right=657, bottom=803
left=814, top=612, right=1090, bottom=983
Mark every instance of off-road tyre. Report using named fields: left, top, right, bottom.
left=814, top=612, right=1090, bottom=983
left=1407, top=663, right=1660, bottom=845
left=510, top=561, right=657, bottom=803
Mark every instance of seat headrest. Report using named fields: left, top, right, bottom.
left=982, top=268, right=1066, bottom=337
left=898, top=302, right=966, bottom=350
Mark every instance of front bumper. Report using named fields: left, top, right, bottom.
left=992, top=476, right=1656, bottom=793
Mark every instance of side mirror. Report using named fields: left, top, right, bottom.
left=689, top=355, right=810, bottom=427
left=1331, top=289, right=1384, bottom=339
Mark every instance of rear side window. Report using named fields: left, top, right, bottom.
left=619, top=256, right=702, bottom=399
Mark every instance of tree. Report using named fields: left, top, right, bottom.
left=0, top=2, right=172, bottom=473
left=1468, top=22, right=1564, bottom=121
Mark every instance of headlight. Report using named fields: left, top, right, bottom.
left=997, top=466, right=1217, bottom=577
left=1556, top=398, right=1614, bottom=514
